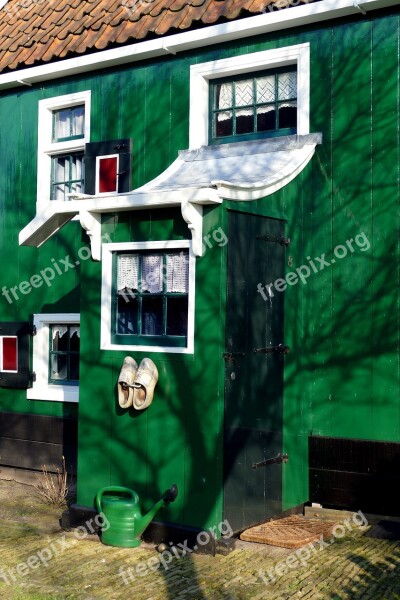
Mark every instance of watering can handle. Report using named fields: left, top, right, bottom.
left=96, top=486, right=140, bottom=514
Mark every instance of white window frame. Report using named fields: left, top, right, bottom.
left=101, top=241, right=195, bottom=354
left=27, top=313, right=80, bottom=403
left=189, top=43, right=310, bottom=149
left=37, top=91, right=91, bottom=207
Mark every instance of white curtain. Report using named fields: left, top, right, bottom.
left=118, top=254, right=139, bottom=290
left=54, top=110, right=70, bottom=139
left=71, top=106, right=85, bottom=137
left=167, top=253, right=189, bottom=293
left=142, top=255, right=163, bottom=293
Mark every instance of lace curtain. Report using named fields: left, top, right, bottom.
left=217, top=72, right=297, bottom=121
left=52, top=326, right=80, bottom=339
left=117, top=252, right=189, bottom=293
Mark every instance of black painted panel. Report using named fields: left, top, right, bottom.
left=309, top=436, right=400, bottom=515
left=0, top=412, right=77, bottom=445
left=0, top=438, right=77, bottom=474
left=0, top=412, right=77, bottom=473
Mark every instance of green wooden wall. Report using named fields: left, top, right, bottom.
left=0, top=9, right=398, bottom=529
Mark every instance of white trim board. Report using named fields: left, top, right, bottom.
left=101, top=241, right=195, bottom=354
left=0, top=0, right=397, bottom=90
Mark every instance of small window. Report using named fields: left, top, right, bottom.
left=53, top=105, right=85, bottom=142
left=27, top=314, right=80, bottom=402
left=210, top=68, right=297, bottom=144
left=36, top=91, right=90, bottom=205
left=51, top=153, right=84, bottom=200
left=113, top=250, right=189, bottom=347
left=49, top=325, right=80, bottom=385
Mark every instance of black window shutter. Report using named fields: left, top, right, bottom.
left=84, top=139, right=132, bottom=195
left=0, top=322, right=32, bottom=389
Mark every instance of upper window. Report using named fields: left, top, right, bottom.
left=37, top=91, right=91, bottom=206
left=210, top=68, right=297, bottom=144
left=101, top=241, right=195, bottom=354
left=189, top=44, right=309, bottom=149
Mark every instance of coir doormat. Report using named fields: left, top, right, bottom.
left=240, top=515, right=337, bottom=548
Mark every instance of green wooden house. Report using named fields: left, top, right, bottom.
left=0, top=0, right=399, bottom=546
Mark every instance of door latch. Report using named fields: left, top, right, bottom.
left=252, top=452, right=289, bottom=470
left=253, top=344, right=290, bottom=355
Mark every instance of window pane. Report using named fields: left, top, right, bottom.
left=71, top=106, right=85, bottom=137
left=215, top=82, right=232, bottom=110
left=166, top=297, right=188, bottom=336
left=52, top=327, right=69, bottom=351
left=167, top=252, right=189, bottom=292
left=53, top=156, right=66, bottom=182
left=69, top=354, right=80, bottom=381
left=51, top=354, right=68, bottom=381
left=118, top=254, right=139, bottom=291
left=141, top=296, right=163, bottom=335
left=235, top=108, right=254, bottom=135
left=257, top=106, right=276, bottom=131
left=278, top=102, right=297, bottom=129
left=235, top=79, right=253, bottom=106
left=215, top=112, right=233, bottom=137
left=278, top=72, right=297, bottom=100
left=54, top=110, right=70, bottom=140
left=117, top=295, right=138, bottom=335
left=142, top=255, right=163, bottom=293
left=71, top=155, right=83, bottom=181
left=256, top=75, right=275, bottom=103
left=53, top=184, right=66, bottom=201
left=70, top=329, right=80, bottom=351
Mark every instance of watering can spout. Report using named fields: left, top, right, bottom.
left=136, top=484, right=178, bottom=537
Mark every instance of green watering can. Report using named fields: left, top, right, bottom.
left=95, top=484, right=178, bottom=548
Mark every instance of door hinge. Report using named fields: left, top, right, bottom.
left=252, top=452, right=289, bottom=470
left=256, top=235, right=291, bottom=247
left=254, top=344, right=290, bottom=355
left=30, top=325, right=37, bottom=337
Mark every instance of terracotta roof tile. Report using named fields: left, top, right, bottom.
left=0, top=0, right=316, bottom=73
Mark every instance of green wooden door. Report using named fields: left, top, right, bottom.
left=223, top=211, right=287, bottom=532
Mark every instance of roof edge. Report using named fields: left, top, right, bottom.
left=0, top=0, right=397, bottom=90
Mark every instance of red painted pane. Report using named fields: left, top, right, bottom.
left=2, top=336, right=17, bottom=371
left=99, top=157, right=118, bottom=193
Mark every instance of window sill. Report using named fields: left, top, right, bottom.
left=27, top=384, right=79, bottom=403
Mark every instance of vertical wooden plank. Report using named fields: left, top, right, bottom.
left=371, top=15, right=400, bottom=440
left=330, top=20, right=374, bottom=439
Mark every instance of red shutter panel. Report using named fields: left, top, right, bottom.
left=0, top=322, right=32, bottom=389
left=84, top=139, right=132, bottom=195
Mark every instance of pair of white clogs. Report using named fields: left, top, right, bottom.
left=118, top=357, right=158, bottom=410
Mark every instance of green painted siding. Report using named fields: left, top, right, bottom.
left=0, top=9, right=399, bottom=529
